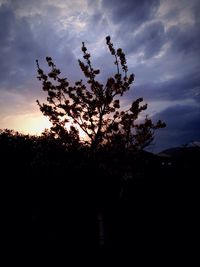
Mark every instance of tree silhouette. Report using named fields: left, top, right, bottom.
left=36, top=36, right=165, bottom=151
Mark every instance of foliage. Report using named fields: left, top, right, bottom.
left=36, top=36, right=165, bottom=151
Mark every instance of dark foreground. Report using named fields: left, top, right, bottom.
left=1, top=134, right=199, bottom=262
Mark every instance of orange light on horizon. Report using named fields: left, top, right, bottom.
left=0, top=112, right=52, bottom=135
left=0, top=112, right=88, bottom=140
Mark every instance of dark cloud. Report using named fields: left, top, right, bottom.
left=133, top=71, right=200, bottom=102
left=166, top=24, right=200, bottom=56
left=193, top=1, right=200, bottom=24
left=102, top=0, right=160, bottom=28
left=152, top=105, right=200, bottom=152
left=0, top=4, right=41, bottom=88
left=125, top=21, right=166, bottom=59
left=0, top=3, right=75, bottom=90
left=0, top=5, right=21, bottom=85
left=0, top=4, right=15, bottom=45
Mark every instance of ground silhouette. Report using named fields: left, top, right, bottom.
left=1, top=129, right=198, bottom=260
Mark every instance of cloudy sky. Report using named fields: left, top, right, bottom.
left=0, top=0, right=200, bottom=152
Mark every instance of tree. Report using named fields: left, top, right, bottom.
left=36, top=36, right=165, bottom=151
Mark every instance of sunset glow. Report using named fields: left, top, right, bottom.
left=1, top=111, right=88, bottom=140
left=0, top=112, right=52, bottom=135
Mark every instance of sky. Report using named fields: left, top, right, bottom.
left=0, top=0, right=200, bottom=152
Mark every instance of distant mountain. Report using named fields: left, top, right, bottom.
left=158, top=144, right=200, bottom=161
left=187, top=141, right=200, bottom=147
